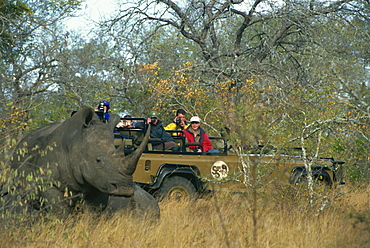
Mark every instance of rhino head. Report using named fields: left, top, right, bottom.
left=63, top=107, right=150, bottom=197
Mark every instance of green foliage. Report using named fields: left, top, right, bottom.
left=0, top=0, right=31, bottom=56
left=0, top=0, right=84, bottom=163
left=0, top=140, right=83, bottom=221
left=0, top=0, right=30, bottom=17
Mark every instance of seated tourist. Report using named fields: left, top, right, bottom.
left=183, top=116, right=219, bottom=153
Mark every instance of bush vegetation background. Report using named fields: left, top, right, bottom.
left=1, top=0, right=368, bottom=182
left=0, top=0, right=369, bottom=247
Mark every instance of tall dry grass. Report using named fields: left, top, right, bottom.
left=1, top=184, right=369, bottom=248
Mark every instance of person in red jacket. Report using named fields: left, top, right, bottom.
left=183, top=116, right=219, bottom=153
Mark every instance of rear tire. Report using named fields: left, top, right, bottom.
left=291, top=171, right=331, bottom=187
left=156, top=176, right=196, bottom=201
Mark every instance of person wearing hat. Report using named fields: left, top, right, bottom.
left=183, top=116, right=218, bottom=153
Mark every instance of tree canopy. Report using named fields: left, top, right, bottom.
left=0, top=0, right=369, bottom=181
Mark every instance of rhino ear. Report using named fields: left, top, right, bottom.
left=83, top=109, right=94, bottom=126
left=72, top=106, right=95, bottom=126
left=108, top=114, right=120, bottom=130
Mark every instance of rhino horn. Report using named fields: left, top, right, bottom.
left=119, top=124, right=151, bottom=175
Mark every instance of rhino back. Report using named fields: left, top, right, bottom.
left=11, top=119, right=65, bottom=172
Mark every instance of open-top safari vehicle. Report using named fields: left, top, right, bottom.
left=114, top=117, right=345, bottom=200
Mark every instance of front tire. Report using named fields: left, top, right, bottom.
left=156, top=176, right=196, bottom=201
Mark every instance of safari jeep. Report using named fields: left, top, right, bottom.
left=114, top=118, right=345, bottom=200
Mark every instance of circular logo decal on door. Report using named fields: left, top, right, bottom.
left=211, top=161, right=229, bottom=180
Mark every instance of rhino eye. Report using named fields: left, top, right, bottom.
left=96, top=158, right=102, bottom=163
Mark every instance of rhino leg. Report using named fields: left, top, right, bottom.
left=39, top=187, right=72, bottom=214
left=84, top=190, right=109, bottom=212
left=106, top=185, right=160, bottom=219
left=132, top=185, right=160, bottom=219
left=106, top=194, right=134, bottom=213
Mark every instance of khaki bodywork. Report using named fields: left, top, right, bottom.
left=133, top=150, right=336, bottom=192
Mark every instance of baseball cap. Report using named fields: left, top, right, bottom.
left=190, top=116, right=200, bottom=123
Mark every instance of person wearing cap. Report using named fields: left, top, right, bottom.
left=95, top=100, right=111, bottom=123
left=146, top=115, right=180, bottom=151
left=183, top=116, right=218, bottom=153
left=164, top=109, right=190, bottom=133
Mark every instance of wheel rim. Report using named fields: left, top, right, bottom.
left=167, top=187, right=189, bottom=200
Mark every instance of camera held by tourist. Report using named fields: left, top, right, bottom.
left=165, top=109, right=189, bottom=132
left=147, top=115, right=180, bottom=151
